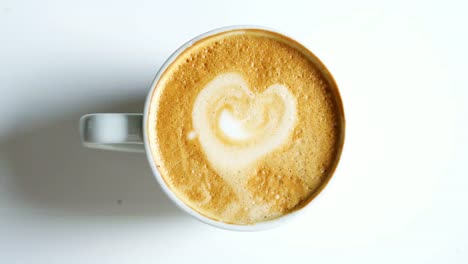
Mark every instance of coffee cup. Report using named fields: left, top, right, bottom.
left=80, top=25, right=345, bottom=231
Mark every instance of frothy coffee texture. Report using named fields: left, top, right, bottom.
left=147, top=29, right=344, bottom=224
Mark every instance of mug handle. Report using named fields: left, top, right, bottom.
left=79, top=113, right=145, bottom=153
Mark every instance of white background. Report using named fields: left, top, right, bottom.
left=0, top=0, right=467, bottom=263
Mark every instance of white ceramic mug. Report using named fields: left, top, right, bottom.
left=79, top=26, right=341, bottom=231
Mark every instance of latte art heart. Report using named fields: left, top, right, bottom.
left=192, top=72, right=297, bottom=182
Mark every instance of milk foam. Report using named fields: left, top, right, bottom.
left=218, top=110, right=252, bottom=140
left=192, top=72, right=298, bottom=214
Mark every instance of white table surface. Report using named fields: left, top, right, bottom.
left=1, top=0, right=467, bottom=263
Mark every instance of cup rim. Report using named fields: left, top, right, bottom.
left=142, top=25, right=345, bottom=231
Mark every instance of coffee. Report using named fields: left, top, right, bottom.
left=147, top=29, right=344, bottom=224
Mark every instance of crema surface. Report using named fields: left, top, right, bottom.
left=147, top=29, right=344, bottom=224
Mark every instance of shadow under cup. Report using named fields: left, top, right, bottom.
left=82, top=26, right=345, bottom=231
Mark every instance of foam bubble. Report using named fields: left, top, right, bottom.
left=187, top=131, right=197, bottom=140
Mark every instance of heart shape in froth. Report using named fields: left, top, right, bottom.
left=192, top=72, right=297, bottom=181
